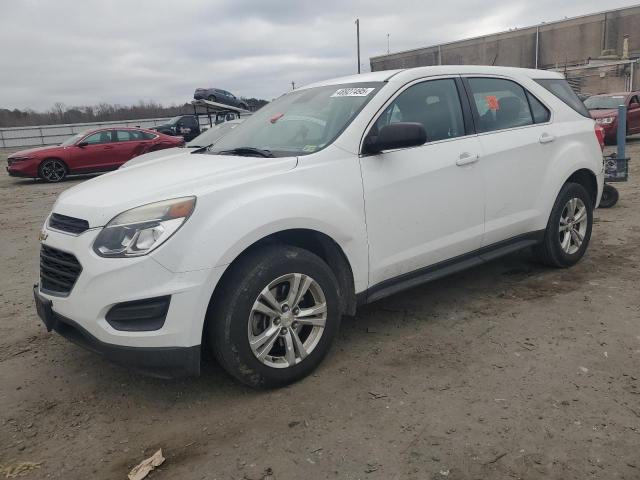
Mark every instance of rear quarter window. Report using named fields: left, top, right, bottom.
left=535, top=79, right=590, bottom=118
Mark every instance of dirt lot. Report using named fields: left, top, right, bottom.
left=1, top=141, right=639, bottom=480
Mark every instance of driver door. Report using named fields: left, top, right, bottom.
left=359, top=77, right=485, bottom=288
left=69, top=130, right=115, bottom=172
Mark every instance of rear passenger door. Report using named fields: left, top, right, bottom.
left=360, top=77, right=485, bottom=287
left=113, top=130, right=146, bottom=165
left=463, top=76, right=555, bottom=246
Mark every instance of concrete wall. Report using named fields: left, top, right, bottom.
left=370, top=5, right=640, bottom=82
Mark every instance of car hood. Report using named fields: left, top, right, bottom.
left=52, top=152, right=298, bottom=227
left=589, top=109, right=618, bottom=119
left=120, top=147, right=187, bottom=168
left=9, top=145, right=62, bottom=157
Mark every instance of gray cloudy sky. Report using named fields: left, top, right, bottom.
left=0, top=0, right=637, bottom=110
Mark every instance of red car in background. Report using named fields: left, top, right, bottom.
left=585, top=91, right=640, bottom=145
left=6, top=127, right=184, bottom=182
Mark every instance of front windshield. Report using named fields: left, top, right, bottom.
left=209, top=82, right=383, bottom=157
left=166, top=116, right=182, bottom=125
left=61, top=132, right=85, bottom=146
left=584, top=95, right=626, bottom=110
left=187, top=121, right=241, bottom=147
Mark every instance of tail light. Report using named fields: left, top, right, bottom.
left=594, top=124, right=605, bottom=151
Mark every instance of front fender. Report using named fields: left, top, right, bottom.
left=152, top=153, right=369, bottom=294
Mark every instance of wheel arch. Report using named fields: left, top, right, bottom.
left=565, top=168, right=598, bottom=207
left=210, top=228, right=357, bottom=318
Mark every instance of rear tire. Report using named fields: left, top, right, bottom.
left=208, top=245, right=341, bottom=388
left=207, top=95, right=216, bottom=102
left=38, top=158, right=68, bottom=182
left=599, top=184, right=619, bottom=209
left=533, top=182, right=593, bottom=268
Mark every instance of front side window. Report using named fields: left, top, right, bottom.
left=83, top=131, right=113, bottom=144
left=373, top=78, right=465, bottom=143
left=209, top=82, right=382, bottom=157
left=467, top=78, right=534, bottom=133
left=630, top=96, right=640, bottom=107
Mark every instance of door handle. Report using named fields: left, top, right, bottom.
left=103, top=145, right=114, bottom=149
left=456, top=152, right=479, bottom=166
left=539, top=133, right=555, bottom=144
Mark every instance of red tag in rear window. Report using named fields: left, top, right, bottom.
left=486, top=96, right=499, bottom=111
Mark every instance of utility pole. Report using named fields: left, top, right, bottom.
left=387, top=33, right=390, bottom=54
left=355, top=18, right=361, bottom=74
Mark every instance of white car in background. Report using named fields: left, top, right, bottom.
left=35, top=65, right=603, bottom=388
left=120, top=119, right=244, bottom=168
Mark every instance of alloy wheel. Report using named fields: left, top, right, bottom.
left=559, top=197, right=587, bottom=254
left=41, top=160, right=66, bottom=182
left=247, top=273, right=327, bottom=369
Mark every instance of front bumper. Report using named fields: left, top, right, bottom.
left=6, top=159, right=39, bottom=178
left=35, top=285, right=200, bottom=378
left=36, top=226, right=226, bottom=376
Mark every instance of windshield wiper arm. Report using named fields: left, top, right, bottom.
left=215, top=147, right=274, bottom=158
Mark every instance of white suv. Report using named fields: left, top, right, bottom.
left=34, top=66, right=604, bottom=387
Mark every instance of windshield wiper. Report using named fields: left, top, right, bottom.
left=215, top=147, right=274, bottom=158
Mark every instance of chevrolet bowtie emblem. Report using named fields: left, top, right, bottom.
left=39, top=231, right=48, bottom=242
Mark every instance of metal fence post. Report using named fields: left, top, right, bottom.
left=617, top=105, right=626, bottom=160
left=0, top=129, right=5, bottom=148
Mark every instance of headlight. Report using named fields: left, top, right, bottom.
left=595, top=117, right=615, bottom=125
left=8, top=156, right=33, bottom=162
left=93, top=197, right=196, bottom=257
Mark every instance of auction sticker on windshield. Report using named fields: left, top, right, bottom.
left=331, top=87, right=375, bottom=97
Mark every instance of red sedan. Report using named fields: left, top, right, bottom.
left=6, top=127, right=184, bottom=182
left=585, top=91, right=640, bottom=145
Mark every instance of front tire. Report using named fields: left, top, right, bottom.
left=534, top=182, right=593, bottom=267
left=208, top=245, right=341, bottom=388
left=38, top=158, right=68, bottom=182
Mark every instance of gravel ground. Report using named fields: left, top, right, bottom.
left=1, top=140, right=639, bottom=480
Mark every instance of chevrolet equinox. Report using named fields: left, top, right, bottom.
left=34, top=66, right=604, bottom=388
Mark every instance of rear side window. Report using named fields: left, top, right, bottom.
left=115, top=130, right=133, bottom=142
left=374, top=78, right=465, bottom=142
left=526, top=92, right=551, bottom=123
left=535, top=79, right=590, bottom=117
left=141, top=131, right=157, bottom=140
left=467, top=78, right=533, bottom=133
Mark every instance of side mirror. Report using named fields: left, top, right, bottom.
left=363, top=122, right=427, bottom=155
left=77, top=141, right=89, bottom=147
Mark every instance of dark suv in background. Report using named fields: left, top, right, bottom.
left=193, top=88, right=249, bottom=110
